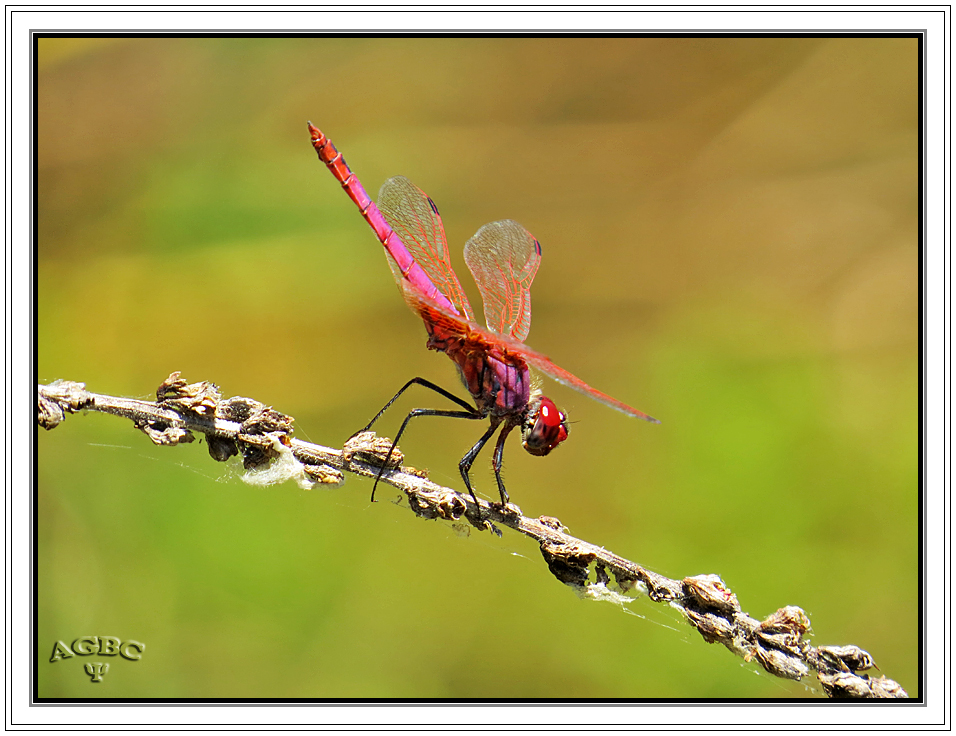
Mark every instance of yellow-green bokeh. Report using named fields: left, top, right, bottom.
left=37, top=37, right=918, bottom=698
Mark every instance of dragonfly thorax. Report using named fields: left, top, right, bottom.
left=441, top=339, right=534, bottom=420
left=521, top=396, right=569, bottom=456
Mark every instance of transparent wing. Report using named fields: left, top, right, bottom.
left=520, top=350, right=660, bottom=423
left=377, top=176, right=474, bottom=321
left=402, top=289, right=658, bottom=423
left=463, top=220, right=541, bottom=341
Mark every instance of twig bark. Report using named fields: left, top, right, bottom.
left=37, top=373, right=909, bottom=699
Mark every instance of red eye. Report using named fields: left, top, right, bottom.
left=522, top=397, right=568, bottom=456
left=538, top=398, right=562, bottom=428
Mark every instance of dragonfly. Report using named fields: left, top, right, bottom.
left=308, top=122, right=658, bottom=508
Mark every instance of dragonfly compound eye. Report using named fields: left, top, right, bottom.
left=521, top=397, right=569, bottom=456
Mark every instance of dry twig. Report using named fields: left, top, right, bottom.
left=37, top=373, right=909, bottom=699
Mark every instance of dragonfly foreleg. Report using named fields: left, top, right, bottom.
left=458, top=420, right=506, bottom=509
left=370, top=406, right=483, bottom=503
left=351, top=377, right=478, bottom=438
left=491, top=423, right=516, bottom=506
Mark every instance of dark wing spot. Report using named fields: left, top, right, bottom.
left=427, top=197, right=440, bottom=216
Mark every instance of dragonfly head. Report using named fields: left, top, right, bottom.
left=521, top=397, right=569, bottom=456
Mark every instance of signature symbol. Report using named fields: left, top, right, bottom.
left=50, top=636, right=145, bottom=683
left=84, top=662, right=109, bottom=682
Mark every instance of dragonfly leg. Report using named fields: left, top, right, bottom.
left=370, top=406, right=483, bottom=502
left=491, top=423, right=516, bottom=506
left=351, top=377, right=478, bottom=438
left=458, top=420, right=503, bottom=509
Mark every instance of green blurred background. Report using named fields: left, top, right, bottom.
left=36, top=37, right=918, bottom=699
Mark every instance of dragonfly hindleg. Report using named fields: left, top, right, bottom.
left=364, top=378, right=484, bottom=504
left=351, top=377, right=478, bottom=438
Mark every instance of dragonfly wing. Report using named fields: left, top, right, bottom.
left=463, top=219, right=541, bottom=342
left=513, top=343, right=660, bottom=423
left=408, top=289, right=658, bottom=423
left=377, top=176, right=475, bottom=321
left=403, top=287, right=476, bottom=343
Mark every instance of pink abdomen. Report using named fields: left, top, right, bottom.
left=309, top=123, right=456, bottom=314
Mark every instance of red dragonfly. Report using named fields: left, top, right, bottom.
left=309, top=123, right=658, bottom=507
